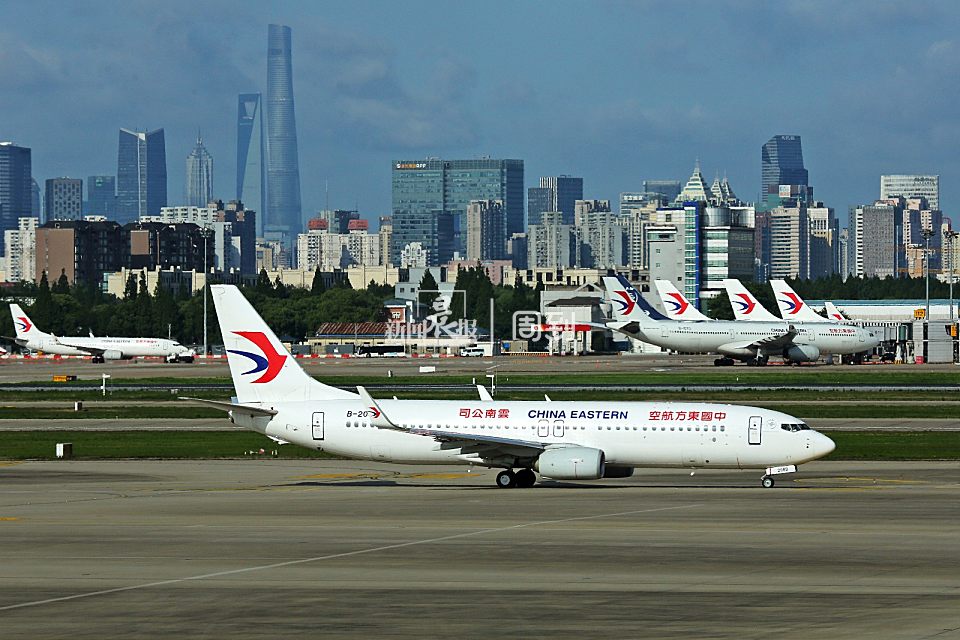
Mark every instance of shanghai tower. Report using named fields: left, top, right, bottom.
left=265, top=24, right=302, bottom=259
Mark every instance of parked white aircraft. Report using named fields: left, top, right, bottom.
left=9, top=304, right=195, bottom=363
left=653, top=280, right=712, bottom=321
left=824, top=301, right=851, bottom=322
left=186, top=285, right=835, bottom=488
left=770, top=280, right=831, bottom=322
left=603, top=276, right=879, bottom=365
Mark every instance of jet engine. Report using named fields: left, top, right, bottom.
left=534, top=447, right=605, bottom=480
left=784, top=344, right=820, bottom=362
left=101, top=350, right=125, bottom=360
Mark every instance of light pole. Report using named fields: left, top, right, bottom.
left=945, top=229, right=959, bottom=322
left=922, top=228, right=935, bottom=322
left=201, top=228, right=213, bottom=357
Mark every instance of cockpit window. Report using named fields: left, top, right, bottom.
left=780, top=423, right=810, bottom=432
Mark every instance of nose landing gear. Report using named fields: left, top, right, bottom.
left=761, top=476, right=775, bottom=488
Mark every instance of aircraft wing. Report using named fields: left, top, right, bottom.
left=720, top=326, right=798, bottom=353
left=179, top=397, right=278, bottom=417
left=53, top=338, right=105, bottom=355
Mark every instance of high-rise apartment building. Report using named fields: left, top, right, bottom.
left=527, top=211, right=574, bottom=268
left=768, top=205, right=810, bottom=279
left=86, top=176, right=117, bottom=218
left=185, top=135, right=213, bottom=207
left=296, top=224, right=380, bottom=272
left=117, top=128, right=167, bottom=223
left=677, top=161, right=710, bottom=203
left=851, top=201, right=902, bottom=278
left=880, top=175, right=939, bottom=211
left=465, top=199, right=506, bottom=261
left=762, top=135, right=809, bottom=206
left=807, top=203, right=839, bottom=278
left=573, top=200, right=624, bottom=268
left=527, top=187, right=552, bottom=228
left=44, top=177, right=82, bottom=221
left=391, top=158, right=523, bottom=265
left=265, top=24, right=303, bottom=254
left=0, top=142, right=32, bottom=255
left=35, top=219, right=125, bottom=284
left=3, top=217, right=38, bottom=282
left=236, top=93, right=265, bottom=236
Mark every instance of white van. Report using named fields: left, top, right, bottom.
left=459, top=346, right=484, bottom=357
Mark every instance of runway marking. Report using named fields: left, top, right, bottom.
left=0, top=517, right=19, bottom=521
left=0, top=502, right=702, bottom=613
left=0, top=462, right=22, bottom=467
left=294, top=473, right=369, bottom=479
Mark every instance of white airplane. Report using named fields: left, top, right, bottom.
left=603, top=276, right=879, bottom=365
left=186, top=284, right=835, bottom=489
left=770, top=280, right=831, bottom=322
left=824, top=301, right=851, bottom=322
left=9, top=304, right=195, bottom=363
left=653, top=280, right=712, bottom=321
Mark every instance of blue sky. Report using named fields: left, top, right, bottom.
left=2, top=0, right=958, bottom=224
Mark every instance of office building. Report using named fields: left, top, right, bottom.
left=44, top=177, right=82, bottom=221
left=527, top=187, right=552, bottom=227
left=391, top=158, right=523, bottom=265
left=0, top=142, right=32, bottom=255
left=86, top=176, right=117, bottom=218
left=538, top=176, right=583, bottom=225
left=677, top=161, right=710, bottom=203
left=117, top=128, right=167, bottom=224
left=642, top=180, right=682, bottom=202
left=645, top=225, right=685, bottom=290
left=3, top=216, right=38, bottom=283
left=265, top=24, right=303, bottom=254
left=378, top=216, right=392, bottom=267
left=236, top=93, right=265, bottom=235
left=762, top=135, right=809, bottom=206
left=185, top=134, right=213, bottom=207
left=699, top=205, right=755, bottom=294
left=465, top=199, right=506, bottom=261
left=880, top=175, right=939, bottom=211
left=30, top=178, right=40, bottom=218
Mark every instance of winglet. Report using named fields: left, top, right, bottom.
left=477, top=385, right=493, bottom=401
left=357, top=386, right=400, bottom=429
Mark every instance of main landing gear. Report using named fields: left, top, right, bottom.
left=496, top=468, right=537, bottom=489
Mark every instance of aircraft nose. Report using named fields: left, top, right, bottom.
left=818, top=433, right=836, bottom=457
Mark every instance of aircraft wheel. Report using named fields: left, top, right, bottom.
left=714, top=358, right=723, bottom=366
left=515, top=468, right=537, bottom=488
left=496, top=470, right=517, bottom=489
left=761, top=476, right=775, bottom=489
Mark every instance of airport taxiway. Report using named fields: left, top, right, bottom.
left=0, top=459, right=958, bottom=638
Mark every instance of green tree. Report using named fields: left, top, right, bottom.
left=52, top=270, right=70, bottom=294
left=418, top=269, right=439, bottom=308
left=311, top=267, right=327, bottom=295
left=255, top=269, right=273, bottom=296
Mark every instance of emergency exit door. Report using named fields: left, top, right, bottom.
left=312, top=412, right=325, bottom=440
left=748, top=416, right=762, bottom=445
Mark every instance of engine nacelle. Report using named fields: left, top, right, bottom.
left=534, top=447, right=605, bottom=480
left=102, top=349, right=124, bottom=360
left=784, top=344, right=820, bottom=362
left=602, top=465, right=634, bottom=479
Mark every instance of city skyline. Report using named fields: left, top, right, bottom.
left=2, top=2, right=959, bottom=221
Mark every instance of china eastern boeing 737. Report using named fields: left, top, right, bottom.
left=185, top=285, right=835, bottom=488
left=9, top=304, right=195, bottom=363
left=603, top=276, right=878, bottom=365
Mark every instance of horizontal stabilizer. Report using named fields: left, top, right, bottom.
left=178, top=397, right=278, bottom=417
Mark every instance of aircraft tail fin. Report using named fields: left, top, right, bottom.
left=721, top=280, right=781, bottom=322
left=824, top=301, right=849, bottom=322
left=769, top=280, right=826, bottom=322
left=9, top=304, right=47, bottom=341
left=653, top=280, right=711, bottom=321
left=210, top=285, right=357, bottom=404
left=601, top=276, right=669, bottom=327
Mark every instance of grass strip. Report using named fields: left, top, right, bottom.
left=823, top=431, right=960, bottom=460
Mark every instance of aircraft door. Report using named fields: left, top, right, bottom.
left=748, top=415, right=761, bottom=445
left=312, top=412, right=325, bottom=440
left=537, top=420, right=550, bottom=438
left=552, top=420, right=565, bottom=438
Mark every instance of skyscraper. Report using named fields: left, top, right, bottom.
left=0, top=142, right=32, bottom=254
left=236, top=93, right=265, bottom=235
left=185, top=134, right=213, bottom=207
left=86, top=176, right=117, bottom=217
left=527, top=187, right=552, bottom=227
left=265, top=24, right=302, bottom=255
left=761, top=135, right=809, bottom=205
left=538, top=176, right=583, bottom=226
left=117, top=128, right=167, bottom=223
left=391, top=158, right=524, bottom=265
left=880, top=175, right=939, bottom=210
left=44, top=177, right=83, bottom=221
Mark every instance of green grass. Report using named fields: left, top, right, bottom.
left=0, top=430, right=957, bottom=461
left=823, top=431, right=960, bottom=460
left=0, top=406, right=225, bottom=419
left=0, top=431, right=332, bottom=460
